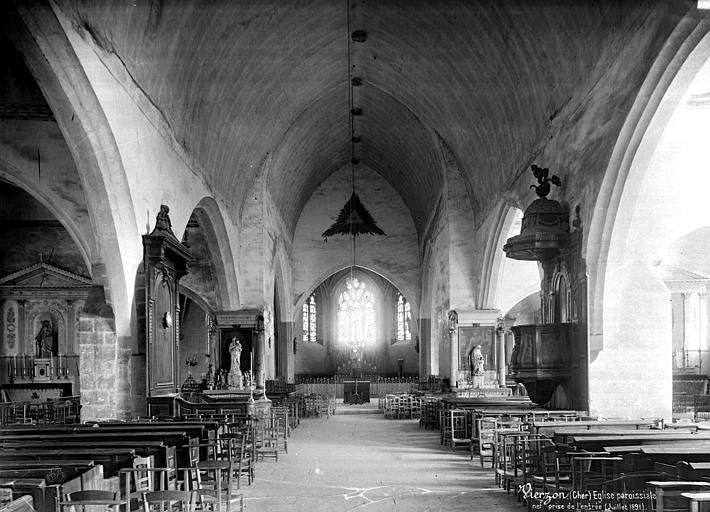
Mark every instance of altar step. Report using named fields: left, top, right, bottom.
left=335, top=407, right=383, bottom=415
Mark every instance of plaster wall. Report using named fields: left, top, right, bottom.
left=0, top=184, right=88, bottom=278
left=446, top=158, right=477, bottom=312
left=421, top=196, right=449, bottom=379
left=239, top=177, right=294, bottom=380
left=178, top=298, right=209, bottom=386
left=292, top=164, right=420, bottom=317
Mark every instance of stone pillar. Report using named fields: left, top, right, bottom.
left=448, top=310, right=458, bottom=388
left=78, top=312, right=118, bottom=421
left=18, top=300, right=26, bottom=355
left=496, top=319, right=506, bottom=388
left=66, top=300, right=76, bottom=355
left=255, top=315, right=266, bottom=390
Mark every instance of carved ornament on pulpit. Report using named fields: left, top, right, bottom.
left=503, top=165, right=569, bottom=262
left=503, top=166, right=587, bottom=408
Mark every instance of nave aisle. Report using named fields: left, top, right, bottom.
left=240, top=414, right=521, bottom=511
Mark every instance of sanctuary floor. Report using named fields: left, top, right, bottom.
left=239, top=407, right=523, bottom=511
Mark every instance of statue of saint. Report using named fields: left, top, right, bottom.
left=229, top=338, right=242, bottom=371
left=35, top=320, right=54, bottom=358
left=470, top=344, right=485, bottom=388
left=151, top=204, right=176, bottom=237
left=227, top=338, right=243, bottom=389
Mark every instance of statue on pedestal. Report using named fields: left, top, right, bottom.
left=35, top=320, right=54, bottom=358
left=227, top=338, right=243, bottom=390
left=470, top=344, right=485, bottom=388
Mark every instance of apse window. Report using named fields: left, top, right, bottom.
left=396, top=293, right=412, bottom=341
left=302, top=294, right=317, bottom=342
left=338, top=277, right=375, bottom=346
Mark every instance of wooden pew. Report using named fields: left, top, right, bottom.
left=554, top=428, right=694, bottom=445
left=0, top=422, right=217, bottom=442
left=570, top=433, right=710, bottom=451
left=0, top=495, right=34, bottom=512
left=0, top=461, right=94, bottom=484
left=0, top=448, right=137, bottom=477
left=0, top=479, right=46, bottom=512
left=0, top=428, right=195, bottom=476
left=612, top=442, right=710, bottom=472
left=531, top=419, right=659, bottom=436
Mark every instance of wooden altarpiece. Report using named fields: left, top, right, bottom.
left=143, top=205, right=192, bottom=397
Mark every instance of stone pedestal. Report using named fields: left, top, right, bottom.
left=228, top=369, right=243, bottom=390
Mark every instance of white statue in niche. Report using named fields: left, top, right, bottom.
left=228, top=338, right=243, bottom=390
left=470, top=344, right=485, bottom=388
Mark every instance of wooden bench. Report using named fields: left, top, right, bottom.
left=647, top=481, right=710, bottom=512
left=570, top=433, right=710, bottom=451
left=0, top=450, right=135, bottom=478
left=554, top=428, right=694, bottom=444
left=681, top=492, right=710, bottom=512
left=531, top=419, right=659, bottom=436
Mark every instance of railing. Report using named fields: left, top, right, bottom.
left=294, top=377, right=420, bottom=399
left=673, top=349, right=710, bottom=373
left=0, top=395, right=80, bottom=426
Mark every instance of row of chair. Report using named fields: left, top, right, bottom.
left=300, top=394, right=334, bottom=418
left=76, top=407, right=293, bottom=512
left=381, top=394, right=421, bottom=420
left=470, top=417, right=710, bottom=512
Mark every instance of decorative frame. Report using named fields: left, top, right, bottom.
left=458, top=326, right=495, bottom=375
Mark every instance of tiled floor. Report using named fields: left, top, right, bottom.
left=239, top=412, right=524, bottom=511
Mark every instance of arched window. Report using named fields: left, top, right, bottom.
left=337, top=277, right=375, bottom=346
left=302, top=294, right=316, bottom=342
left=396, top=293, right=412, bottom=341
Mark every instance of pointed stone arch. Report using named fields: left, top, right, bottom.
left=0, top=171, right=92, bottom=273
left=586, top=17, right=710, bottom=420
left=189, top=197, right=240, bottom=310
left=8, top=4, right=139, bottom=335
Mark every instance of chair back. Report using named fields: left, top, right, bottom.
left=60, top=490, right=121, bottom=512
left=142, top=491, right=195, bottom=512
left=67, top=491, right=117, bottom=501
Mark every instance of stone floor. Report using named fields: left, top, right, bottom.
left=238, top=409, right=524, bottom=511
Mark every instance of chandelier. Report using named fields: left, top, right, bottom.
left=321, top=1, right=385, bottom=242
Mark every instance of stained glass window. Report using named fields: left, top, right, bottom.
left=337, top=277, right=375, bottom=346
left=396, top=293, right=412, bottom=341
left=302, top=294, right=316, bottom=342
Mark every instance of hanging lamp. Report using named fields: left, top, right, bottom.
left=321, top=1, right=385, bottom=242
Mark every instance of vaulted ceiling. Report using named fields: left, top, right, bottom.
left=49, top=0, right=687, bottom=237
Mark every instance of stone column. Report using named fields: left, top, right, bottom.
left=496, top=319, right=506, bottom=388
left=448, top=310, right=458, bottom=388
left=18, top=300, right=26, bottom=355
left=66, top=300, right=76, bottom=355
left=254, top=315, right=266, bottom=391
